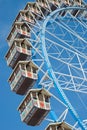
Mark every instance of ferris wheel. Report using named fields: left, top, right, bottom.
left=5, top=0, right=87, bottom=130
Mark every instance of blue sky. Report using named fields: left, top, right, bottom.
left=0, top=0, right=87, bottom=130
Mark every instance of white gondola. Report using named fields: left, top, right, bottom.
left=73, top=0, right=82, bottom=6
left=45, top=122, right=72, bottom=130
left=14, top=10, right=35, bottom=24
left=24, top=2, right=42, bottom=20
left=36, top=0, right=49, bottom=9
left=36, top=0, right=50, bottom=16
left=18, top=88, right=51, bottom=126
left=24, top=2, right=36, bottom=10
left=58, top=0, right=69, bottom=17
left=71, top=0, right=83, bottom=16
left=7, top=22, right=30, bottom=47
left=48, top=0, right=60, bottom=11
left=8, top=61, right=38, bottom=95
left=5, top=38, right=32, bottom=69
